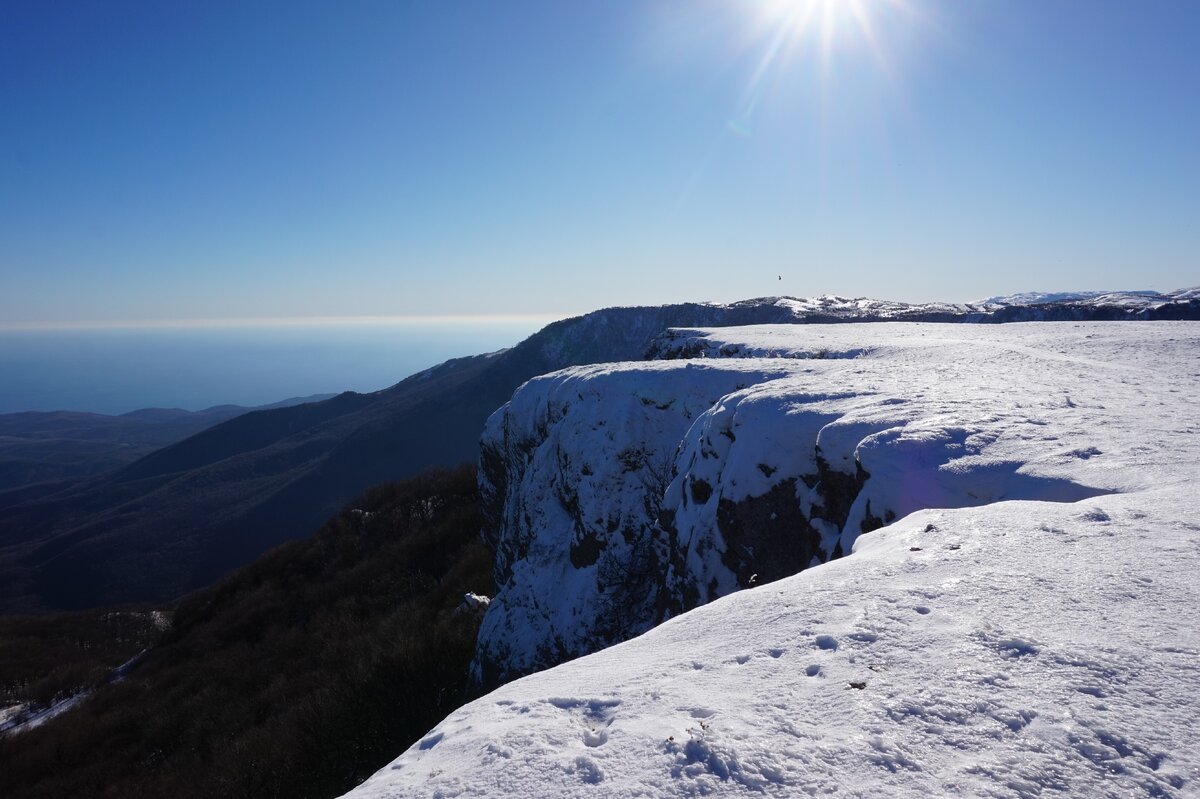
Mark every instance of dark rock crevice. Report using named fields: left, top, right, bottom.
left=715, top=477, right=821, bottom=588
left=660, top=449, right=879, bottom=617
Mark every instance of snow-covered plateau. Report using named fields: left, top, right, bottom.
left=347, top=321, right=1200, bottom=798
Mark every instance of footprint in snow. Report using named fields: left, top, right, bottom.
left=990, top=636, right=1040, bottom=659
left=548, top=697, right=621, bottom=749
left=573, top=755, right=605, bottom=784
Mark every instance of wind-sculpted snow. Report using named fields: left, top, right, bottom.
left=345, top=321, right=1200, bottom=798
left=475, top=324, right=1144, bottom=684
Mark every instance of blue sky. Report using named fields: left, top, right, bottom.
left=2, top=0, right=1197, bottom=325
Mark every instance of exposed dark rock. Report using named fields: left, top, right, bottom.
left=570, top=531, right=603, bottom=569
left=716, top=478, right=823, bottom=589
left=860, top=501, right=887, bottom=536
left=811, top=454, right=870, bottom=533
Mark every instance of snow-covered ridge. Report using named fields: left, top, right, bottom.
left=528, top=289, right=1200, bottom=373
left=346, top=321, right=1200, bottom=798
left=473, top=324, right=1165, bottom=685
left=722, top=288, right=1200, bottom=321
left=747, top=295, right=991, bottom=319
left=978, top=286, right=1197, bottom=308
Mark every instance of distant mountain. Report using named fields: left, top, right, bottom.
left=978, top=286, right=1196, bottom=307
left=0, top=394, right=335, bottom=499
left=0, top=302, right=807, bottom=613
left=728, top=288, right=1200, bottom=322
left=1, top=293, right=1196, bottom=613
left=981, top=286, right=1200, bottom=322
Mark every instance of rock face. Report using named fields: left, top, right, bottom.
left=475, top=361, right=799, bottom=685
left=474, top=323, right=1130, bottom=684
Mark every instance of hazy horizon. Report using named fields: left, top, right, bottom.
left=4, top=286, right=1196, bottom=414
left=0, top=318, right=551, bottom=415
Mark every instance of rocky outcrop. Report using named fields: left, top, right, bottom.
left=473, top=324, right=1124, bottom=685
left=474, top=361, right=799, bottom=685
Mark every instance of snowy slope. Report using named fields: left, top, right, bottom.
left=346, top=322, right=1200, bottom=798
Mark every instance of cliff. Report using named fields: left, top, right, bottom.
left=473, top=322, right=1166, bottom=684
left=348, top=320, right=1200, bottom=798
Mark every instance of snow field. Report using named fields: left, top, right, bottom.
left=350, top=494, right=1199, bottom=797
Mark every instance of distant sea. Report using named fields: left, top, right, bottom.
left=0, top=318, right=557, bottom=415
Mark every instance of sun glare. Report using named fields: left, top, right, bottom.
left=720, top=0, right=916, bottom=138
left=757, top=0, right=911, bottom=64
left=761, top=0, right=897, bottom=42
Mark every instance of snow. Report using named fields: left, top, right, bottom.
left=978, top=287, right=1194, bottom=308
left=0, top=648, right=150, bottom=736
left=458, top=593, right=492, bottom=616
left=476, top=360, right=801, bottom=682
left=0, top=703, right=28, bottom=729
left=0, top=692, right=90, bottom=735
left=769, top=295, right=989, bottom=317
left=345, top=321, right=1200, bottom=798
left=979, top=290, right=1152, bottom=305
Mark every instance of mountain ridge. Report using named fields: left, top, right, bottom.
left=0, top=393, right=336, bottom=499
left=2, top=291, right=1197, bottom=613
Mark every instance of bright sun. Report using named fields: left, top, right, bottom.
left=758, top=0, right=908, bottom=59
left=722, top=0, right=914, bottom=136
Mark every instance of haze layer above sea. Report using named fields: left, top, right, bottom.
left=0, top=318, right=556, bottom=415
